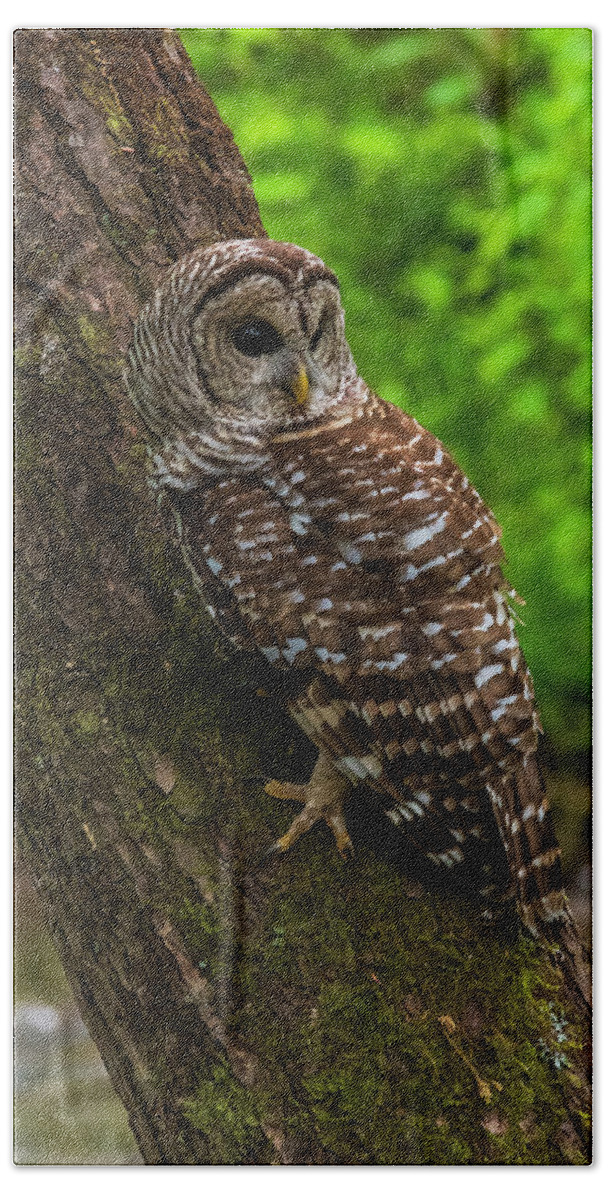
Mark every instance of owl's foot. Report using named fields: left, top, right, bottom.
left=264, top=752, right=354, bottom=858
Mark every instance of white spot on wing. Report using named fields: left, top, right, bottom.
left=282, top=637, right=308, bottom=664
left=315, top=647, right=347, bottom=665
left=414, top=790, right=432, bottom=805
left=402, top=511, right=448, bottom=552
left=290, top=513, right=311, bottom=536
left=260, top=646, right=280, bottom=664
left=337, top=754, right=381, bottom=779
left=431, top=653, right=457, bottom=670
left=358, top=623, right=401, bottom=641
left=362, top=652, right=409, bottom=672
left=400, top=554, right=446, bottom=582
left=494, top=636, right=518, bottom=653
left=400, top=489, right=432, bottom=501
left=397, top=806, right=414, bottom=822
left=475, top=612, right=494, bottom=632
left=474, top=663, right=504, bottom=689
left=337, top=541, right=362, bottom=565
left=490, top=694, right=519, bottom=720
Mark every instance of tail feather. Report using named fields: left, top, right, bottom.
left=488, top=757, right=590, bottom=1011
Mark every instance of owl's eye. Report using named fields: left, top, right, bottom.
left=231, top=320, right=283, bottom=357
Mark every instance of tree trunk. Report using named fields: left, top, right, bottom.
left=14, top=28, right=591, bottom=1165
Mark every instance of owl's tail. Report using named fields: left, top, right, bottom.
left=488, top=758, right=591, bottom=1013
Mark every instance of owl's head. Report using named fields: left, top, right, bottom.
left=128, top=239, right=363, bottom=488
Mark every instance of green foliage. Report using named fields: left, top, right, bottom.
left=181, top=28, right=591, bottom=759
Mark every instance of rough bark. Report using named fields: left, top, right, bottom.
left=14, top=28, right=591, bottom=1165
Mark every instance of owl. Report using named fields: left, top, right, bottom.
left=127, top=238, right=587, bottom=998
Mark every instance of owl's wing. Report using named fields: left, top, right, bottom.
left=171, top=395, right=566, bottom=917
left=173, top=393, right=537, bottom=794
left=261, top=394, right=556, bottom=893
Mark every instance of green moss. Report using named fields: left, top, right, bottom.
left=77, top=313, right=111, bottom=355
left=106, top=112, right=132, bottom=140
left=196, top=842, right=589, bottom=1165
left=74, top=710, right=102, bottom=737
left=183, top=1063, right=272, bottom=1164
left=146, top=99, right=188, bottom=163
left=98, top=211, right=132, bottom=255
left=79, top=60, right=131, bottom=144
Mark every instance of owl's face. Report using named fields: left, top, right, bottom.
left=129, top=239, right=365, bottom=486
left=190, top=269, right=348, bottom=425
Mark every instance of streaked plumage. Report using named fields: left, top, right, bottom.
left=127, top=238, right=586, bottom=996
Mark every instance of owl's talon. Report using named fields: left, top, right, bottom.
left=260, top=839, right=285, bottom=861
left=264, top=778, right=309, bottom=804
left=336, top=833, right=355, bottom=859
left=264, top=752, right=353, bottom=858
left=258, top=832, right=298, bottom=865
left=276, top=833, right=295, bottom=854
left=243, top=773, right=272, bottom=788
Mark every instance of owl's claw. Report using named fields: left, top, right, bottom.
left=262, top=820, right=353, bottom=861
left=264, top=778, right=309, bottom=804
left=333, top=828, right=355, bottom=859
left=260, top=838, right=288, bottom=862
left=262, top=752, right=354, bottom=859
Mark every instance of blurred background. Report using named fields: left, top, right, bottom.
left=15, top=27, right=591, bottom=1163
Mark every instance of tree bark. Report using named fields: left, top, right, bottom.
left=14, top=28, right=591, bottom=1165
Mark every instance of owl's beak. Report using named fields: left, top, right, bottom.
left=289, top=364, right=309, bottom=406
left=275, top=354, right=310, bottom=406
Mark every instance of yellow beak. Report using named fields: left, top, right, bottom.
left=290, top=365, right=309, bottom=406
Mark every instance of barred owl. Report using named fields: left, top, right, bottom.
left=128, top=238, right=587, bottom=999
